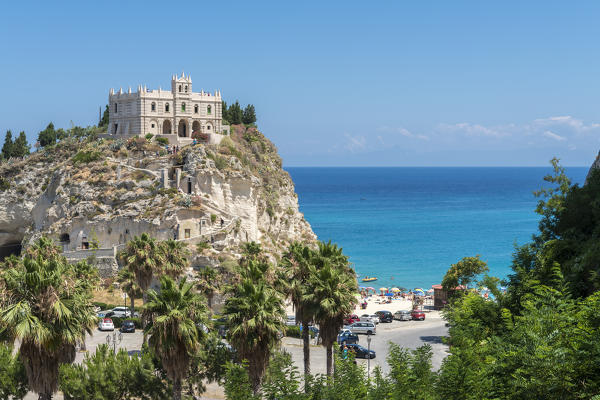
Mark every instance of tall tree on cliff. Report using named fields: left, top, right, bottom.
left=1, top=130, right=13, bottom=159
left=221, top=101, right=229, bottom=123
left=99, top=105, right=110, bottom=128
left=228, top=101, right=243, bottom=125
left=37, top=122, right=57, bottom=148
left=12, top=132, right=31, bottom=158
left=0, top=237, right=97, bottom=400
left=242, top=104, right=257, bottom=125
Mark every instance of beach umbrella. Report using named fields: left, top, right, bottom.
left=385, top=292, right=394, bottom=297
left=413, top=288, right=425, bottom=296
left=390, top=287, right=400, bottom=292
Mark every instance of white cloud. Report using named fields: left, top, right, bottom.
left=542, top=130, right=567, bottom=141
left=343, top=134, right=367, bottom=152
left=437, top=122, right=509, bottom=138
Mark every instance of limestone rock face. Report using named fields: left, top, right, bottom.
left=0, top=126, right=316, bottom=269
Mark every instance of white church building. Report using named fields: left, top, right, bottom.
left=108, top=72, right=229, bottom=143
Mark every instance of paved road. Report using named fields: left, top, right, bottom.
left=283, top=312, right=449, bottom=376
left=24, top=314, right=448, bottom=399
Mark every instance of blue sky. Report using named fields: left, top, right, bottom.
left=1, top=1, right=599, bottom=166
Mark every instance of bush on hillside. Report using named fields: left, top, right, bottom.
left=155, top=137, right=169, bottom=146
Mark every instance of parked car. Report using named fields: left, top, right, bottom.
left=337, top=330, right=359, bottom=344
left=394, top=310, right=412, bottom=321
left=286, top=315, right=296, bottom=326
left=360, top=314, right=380, bottom=324
left=111, top=307, right=132, bottom=318
left=344, top=314, right=360, bottom=325
left=411, top=309, right=426, bottom=321
left=98, top=318, right=115, bottom=331
left=120, top=320, right=136, bottom=333
left=375, top=310, right=393, bottom=323
left=348, top=321, right=376, bottom=335
left=340, top=343, right=376, bottom=359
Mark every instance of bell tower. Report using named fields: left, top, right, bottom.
left=171, top=71, right=192, bottom=96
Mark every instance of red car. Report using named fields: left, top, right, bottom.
left=344, top=314, right=360, bottom=325
left=411, top=310, right=425, bottom=321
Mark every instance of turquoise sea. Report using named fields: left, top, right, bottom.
left=286, top=167, right=588, bottom=290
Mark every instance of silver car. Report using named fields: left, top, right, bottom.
left=348, top=321, right=376, bottom=335
left=394, top=310, right=412, bottom=321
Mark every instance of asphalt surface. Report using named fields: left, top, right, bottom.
left=23, top=313, right=448, bottom=399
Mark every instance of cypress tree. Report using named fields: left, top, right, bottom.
left=99, top=105, right=109, bottom=127
left=1, top=130, right=13, bottom=160
left=229, top=101, right=243, bottom=125
left=222, top=101, right=229, bottom=123
left=38, top=122, right=57, bottom=148
left=12, top=131, right=30, bottom=158
left=242, top=104, right=257, bottom=125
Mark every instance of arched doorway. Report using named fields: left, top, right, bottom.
left=178, top=120, right=188, bottom=137
left=162, top=120, right=172, bottom=134
left=192, top=121, right=201, bottom=134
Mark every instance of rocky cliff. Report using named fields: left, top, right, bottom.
left=0, top=126, right=315, bottom=276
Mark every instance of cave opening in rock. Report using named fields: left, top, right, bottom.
left=0, top=241, right=22, bottom=261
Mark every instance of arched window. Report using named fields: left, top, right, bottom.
left=114, top=103, right=118, bottom=113
left=185, top=85, right=188, bottom=93
left=165, top=103, right=170, bottom=112
left=178, top=85, right=182, bottom=93
left=194, top=105, right=199, bottom=114
left=182, top=102, right=186, bottom=112
left=151, top=102, right=156, bottom=112
left=207, top=105, right=212, bottom=115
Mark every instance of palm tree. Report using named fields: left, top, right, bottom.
left=161, top=239, right=190, bottom=279
left=278, top=242, right=316, bottom=379
left=145, top=276, right=207, bottom=400
left=120, top=233, right=164, bottom=305
left=306, top=260, right=358, bottom=377
left=116, top=267, right=142, bottom=316
left=0, top=237, right=97, bottom=400
left=224, top=259, right=285, bottom=394
left=196, top=266, right=221, bottom=310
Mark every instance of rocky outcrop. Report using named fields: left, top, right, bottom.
left=0, top=126, right=315, bottom=271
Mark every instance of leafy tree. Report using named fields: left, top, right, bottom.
left=0, top=237, right=97, bottom=400
left=387, top=344, right=437, bottom=400
left=533, top=157, right=572, bottom=242
left=224, top=259, right=285, bottom=393
left=145, top=276, right=208, bottom=400
left=12, top=131, right=30, bottom=158
left=59, top=344, right=169, bottom=400
left=1, top=130, right=13, bottom=159
left=38, top=122, right=57, bottom=148
left=0, top=343, right=28, bottom=399
left=261, top=351, right=304, bottom=400
left=242, top=104, right=257, bottom=125
left=441, top=255, right=489, bottom=292
left=306, top=257, right=357, bottom=376
left=223, top=361, right=259, bottom=400
left=160, top=239, right=190, bottom=279
left=99, top=104, right=110, bottom=127
left=278, top=242, right=317, bottom=380
left=228, top=101, right=243, bottom=125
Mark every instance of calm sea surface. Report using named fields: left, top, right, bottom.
left=286, top=167, right=587, bottom=290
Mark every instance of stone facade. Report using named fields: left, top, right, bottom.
left=108, top=72, right=229, bottom=143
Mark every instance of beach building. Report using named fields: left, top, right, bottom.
left=107, top=72, right=229, bottom=144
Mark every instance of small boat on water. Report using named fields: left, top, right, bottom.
left=362, top=276, right=378, bottom=282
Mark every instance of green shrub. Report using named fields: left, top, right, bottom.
left=145, top=133, right=154, bottom=141
left=284, top=325, right=315, bottom=339
left=196, top=241, right=211, bottom=251
left=0, top=177, right=10, bottom=191
left=155, top=137, right=168, bottom=145
left=211, top=214, right=217, bottom=223
left=0, top=343, right=28, bottom=399
left=72, top=150, right=102, bottom=164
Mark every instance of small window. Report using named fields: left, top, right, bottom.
left=207, top=105, right=212, bottom=115
left=178, top=85, right=182, bottom=93
left=151, top=102, right=156, bottom=112
left=165, top=103, right=170, bottom=112
left=185, top=85, right=188, bottom=93
left=151, top=123, right=155, bottom=128
left=184, top=229, right=191, bottom=239
left=207, top=125, right=211, bottom=130
left=114, top=103, right=118, bottom=113
left=113, top=123, right=118, bottom=133
left=182, top=103, right=186, bottom=112
left=194, top=105, right=198, bottom=114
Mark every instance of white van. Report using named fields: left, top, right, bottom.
left=348, top=321, right=376, bottom=335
